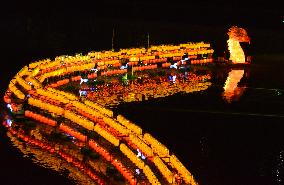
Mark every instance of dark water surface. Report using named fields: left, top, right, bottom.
left=115, top=62, right=284, bottom=185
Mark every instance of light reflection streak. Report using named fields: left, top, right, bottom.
left=2, top=119, right=106, bottom=185
left=81, top=71, right=211, bottom=107
left=223, top=69, right=245, bottom=102
left=275, top=150, right=284, bottom=184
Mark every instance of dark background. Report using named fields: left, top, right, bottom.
left=0, top=1, right=283, bottom=185
left=1, top=1, right=283, bottom=61
left=1, top=1, right=283, bottom=88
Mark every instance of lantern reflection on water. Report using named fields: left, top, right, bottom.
left=223, top=69, right=245, bottom=102
left=2, top=117, right=105, bottom=185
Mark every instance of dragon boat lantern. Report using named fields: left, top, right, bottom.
left=227, top=26, right=251, bottom=64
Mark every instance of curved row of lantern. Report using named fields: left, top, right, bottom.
left=161, top=62, right=171, bottom=68
left=8, top=82, right=25, bottom=100
left=102, top=117, right=130, bottom=136
left=139, top=55, right=156, bottom=61
left=116, top=115, right=143, bottom=136
left=191, top=58, right=213, bottom=64
left=5, top=112, right=137, bottom=185
left=88, top=140, right=137, bottom=185
left=71, top=76, right=82, bottom=82
left=142, top=58, right=168, bottom=64
left=28, top=58, right=51, bottom=69
left=46, top=89, right=201, bottom=184
left=77, top=82, right=200, bottom=184
left=153, top=156, right=173, bottom=183
left=64, top=110, right=94, bottom=131
left=26, top=43, right=214, bottom=86
left=66, top=100, right=189, bottom=185
left=38, top=62, right=95, bottom=83
left=88, top=42, right=212, bottom=62
left=143, top=133, right=169, bottom=157
left=96, top=59, right=121, bottom=66
left=83, top=100, right=113, bottom=117
left=93, top=124, right=120, bottom=147
left=14, top=76, right=197, bottom=185
left=15, top=75, right=32, bottom=91
left=25, top=76, right=42, bottom=89
left=173, top=56, right=182, bottom=61
left=22, top=107, right=140, bottom=185
left=70, top=114, right=153, bottom=184
left=101, top=69, right=127, bottom=76
left=47, top=79, right=70, bottom=88
left=25, top=110, right=57, bottom=127
left=28, top=97, right=64, bottom=115
left=129, top=134, right=153, bottom=157
left=132, top=64, right=158, bottom=71
left=29, top=90, right=61, bottom=107
left=26, top=87, right=195, bottom=184
left=150, top=42, right=210, bottom=52
left=63, top=99, right=164, bottom=183
left=36, top=88, right=70, bottom=104
left=126, top=133, right=176, bottom=184
left=47, top=87, right=79, bottom=101
left=5, top=43, right=207, bottom=185
left=26, top=69, right=206, bottom=147
left=120, top=143, right=161, bottom=185
left=59, top=123, right=87, bottom=142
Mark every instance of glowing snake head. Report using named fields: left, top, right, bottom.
left=228, top=26, right=250, bottom=43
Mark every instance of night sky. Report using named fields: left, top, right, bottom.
left=2, top=1, right=283, bottom=51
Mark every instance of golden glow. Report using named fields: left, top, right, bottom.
left=3, top=122, right=104, bottom=185
left=227, top=26, right=250, bottom=64
left=3, top=42, right=212, bottom=185
left=223, top=69, right=245, bottom=102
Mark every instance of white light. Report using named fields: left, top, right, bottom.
left=79, top=90, right=87, bottom=96
left=80, top=78, right=89, bottom=85
left=28, top=81, right=33, bottom=85
left=6, top=119, right=12, bottom=127
left=120, top=65, right=128, bottom=69
left=137, top=149, right=142, bottom=158
left=65, top=133, right=76, bottom=140
left=90, top=68, right=98, bottom=72
left=137, top=149, right=146, bottom=160
left=135, top=169, right=140, bottom=175
left=7, top=104, right=13, bottom=112
left=172, top=75, right=176, bottom=83
left=170, top=63, right=178, bottom=69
